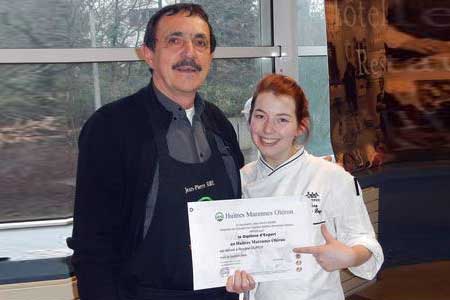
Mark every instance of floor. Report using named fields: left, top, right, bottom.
left=347, top=261, right=450, bottom=300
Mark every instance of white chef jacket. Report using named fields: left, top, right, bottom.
left=240, top=148, right=383, bottom=300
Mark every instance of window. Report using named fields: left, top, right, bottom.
left=0, top=0, right=273, bottom=223
left=0, top=1, right=277, bottom=273
left=0, top=1, right=332, bottom=284
left=297, top=0, right=333, bottom=156
left=298, top=56, right=332, bottom=156
left=0, top=0, right=266, bottom=48
left=297, top=0, right=327, bottom=46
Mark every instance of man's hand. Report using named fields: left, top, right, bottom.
left=226, top=270, right=256, bottom=294
left=293, top=224, right=359, bottom=272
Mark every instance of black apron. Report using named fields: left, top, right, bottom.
left=130, top=115, right=239, bottom=300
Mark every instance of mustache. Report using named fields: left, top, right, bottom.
left=172, top=59, right=202, bottom=72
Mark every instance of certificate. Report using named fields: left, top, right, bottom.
left=188, top=196, right=314, bottom=290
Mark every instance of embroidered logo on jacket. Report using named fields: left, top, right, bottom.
left=305, top=192, right=323, bottom=224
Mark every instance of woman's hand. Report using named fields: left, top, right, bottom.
left=226, top=270, right=256, bottom=294
left=293, top=224, right=371, bottom=272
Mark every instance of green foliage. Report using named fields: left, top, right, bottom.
left=201, top=58, right=261, bottom=117
left=194, top=0, right=261, bottom=46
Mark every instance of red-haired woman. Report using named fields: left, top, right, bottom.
left=227, top=74, right=383, bottom=300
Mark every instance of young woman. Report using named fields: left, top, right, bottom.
left=226, top=74, right=383, bottom=300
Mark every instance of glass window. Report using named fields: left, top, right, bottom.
left=298, top=56, right=333, bottom=156
left=0, top=0, right=268, bottom=49
left=297, top=0, right=327, bottom=46
left=0, top=58, right=268, bottom=223
left=0, top=63, right=93, bottom=222
left=201, top=58, right=271, bottom=164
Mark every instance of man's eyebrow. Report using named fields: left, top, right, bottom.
left=194, top=33, right=208, bottom=39
left=165, top=32, right=208, bottom=39
left=166, top=31, right=183, bottom=37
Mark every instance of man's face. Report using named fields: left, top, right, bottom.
left=143, top=12, right=213, bottom=105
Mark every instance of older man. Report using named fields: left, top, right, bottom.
left=68, top=3, right=243, bottom=300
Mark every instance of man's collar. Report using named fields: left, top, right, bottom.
left=151, top=81, right=205, bottom=117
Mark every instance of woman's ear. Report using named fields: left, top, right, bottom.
left=297, top=117, right=310, bottom=137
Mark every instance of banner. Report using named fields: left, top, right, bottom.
left=326, top=0, right=450, bottom=171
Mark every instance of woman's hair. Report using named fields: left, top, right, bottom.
left=249, top=74, right=311, bottom=142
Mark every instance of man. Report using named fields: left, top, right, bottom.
left=68, top=4, right=244, bottom=300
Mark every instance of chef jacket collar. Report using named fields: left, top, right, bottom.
left=258, top=146, right=305, bottom=176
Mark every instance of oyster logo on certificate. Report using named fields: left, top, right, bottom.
left=215, top=212, right=224, bottom=222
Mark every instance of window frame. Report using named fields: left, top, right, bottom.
left=0, top=0, right=330, bottom=247
left=0, top=0, right=332, bottom=287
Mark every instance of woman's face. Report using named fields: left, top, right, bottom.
left=250, top=91, right=304, bottom=167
